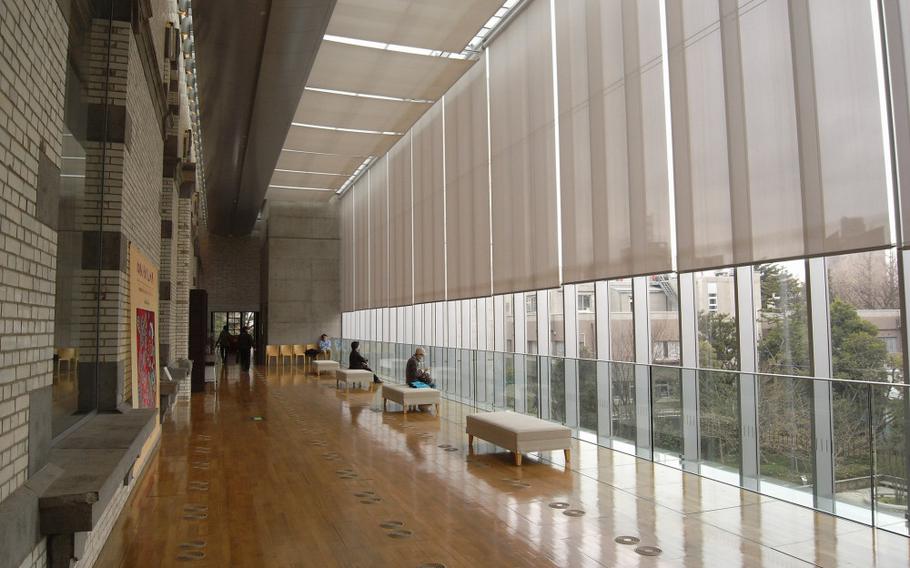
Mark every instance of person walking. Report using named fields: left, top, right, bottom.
left=215, top=324, right=232, bottom=364
left=237, top=326, right=253, bottom=371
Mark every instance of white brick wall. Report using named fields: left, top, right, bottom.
left=0, top=0, right=67, bottom=502
left=121, top=28, right=164, bottom=400
left=17, top=538, right=47, bottom=568
left=160, top=179, right=178, bottom=363
left=174, top=195, right=192, bottom=360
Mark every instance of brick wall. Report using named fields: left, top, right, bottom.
left=0, top=0, right=66, bottom=504
left=18, top=539, right=47, bottom=568
left=159, top=179, right=178, bottom=365
left=121, top=29, right=165, bottom=402
left=199, top=228, right=262, bottom=315
left=264, top=201, right=341, bottom=345
left=174, top=195, right=192, bottom=360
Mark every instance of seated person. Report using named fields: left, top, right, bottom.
left=405, top=347, right=435, bottom=388
left=349, top=341, right=381, bottom=384
left=318, top=334, right=331, bottom=354
left=306, top=334, right=331, bottom=358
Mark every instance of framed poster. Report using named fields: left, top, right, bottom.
left=129, top=243, right=160, bottom=409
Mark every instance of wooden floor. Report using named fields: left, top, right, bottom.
left=96, top=364, right=910, bottom=567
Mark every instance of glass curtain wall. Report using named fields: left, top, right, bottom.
left=650, top=275, right=682, bottom=461
left=756, top=261, right=814, bottom=504
left=576, top=284, right=597, bottom=436
left=826, top=250, right=903, bottom=523
left=52, top=2, right=116, bottom=437
left=341, top=258, right=910, bottom=535
left=694, top=269, right=741, bottom=477
left=338, top=0, right=910, bottom=537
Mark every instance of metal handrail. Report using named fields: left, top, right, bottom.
left=339, top=338, right=910, bottom=389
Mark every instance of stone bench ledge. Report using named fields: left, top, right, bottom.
left=39, top=409, right=157, bottom=535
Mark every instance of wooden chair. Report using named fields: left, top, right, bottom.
left=265, top=345, right=280, bottom=368
left=56, top=347, right=78, bottom=374
left=293, top=344, right=307, bottom=368
left=279, top=345, right=294, bottom=367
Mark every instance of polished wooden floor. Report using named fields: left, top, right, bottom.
left=97, top=364, right=910, bottom=567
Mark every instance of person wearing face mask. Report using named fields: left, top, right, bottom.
left=405, top=347, right=435, bottom=388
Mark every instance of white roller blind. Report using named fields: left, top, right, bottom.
left=412, top=101, right=446, bottom=304
left=556, top=0, right=673, bottom=283
left=370, top=157, right=390, bottom=308
left=883, top=0, right=910, bottom=248
left=388, top=134, right=414, bottom=306
left=489, top=0, right=560, bottom=294
left=340, top=192, right=354, bottom=312
left=444, top=58, right=492, bottom=300
left=352, top=177, right=370, bottom=310
left=668, top=0, right=893, bottom=272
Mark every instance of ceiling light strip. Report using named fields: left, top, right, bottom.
left=336, top=156, right=374, bottom=196
left=305, top=86, right=433, bottom=105
left=268, top=185, right=336, bottom=192
left=464, top=0, right=526, bottom=55
left=281, top=147, right=366, bottom=158
left=291, top=122, right=403, bottom=136
left=179, top=0, right=207, bottom=223
left=274, top=168, right=348, bottom=176
left=323, top=34, right=468, bottom=60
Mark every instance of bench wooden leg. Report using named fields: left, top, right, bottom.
left=513, top=452, right=522, bottom=466
left=383, top=398, right=387, bottom=412
left=435, top=403, right=440, bottom=415
left=564, top=449, right=571, bottom=463
left=403, top=405, right=408, bottom=415
left=468, top=434, right=474, bottom=447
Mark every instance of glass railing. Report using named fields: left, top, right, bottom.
left=330, top=338, right=910, bottom=537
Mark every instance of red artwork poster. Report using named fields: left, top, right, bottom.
left=135, top=308, right=157, bottom=408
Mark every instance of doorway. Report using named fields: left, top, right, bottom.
left=210, top=311, right=260, bottom=364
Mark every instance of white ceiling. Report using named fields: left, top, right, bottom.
left=293, top=88, right=430, bottom=133
left=327, top=0, right=506, bottom=52
left=266, top=0, right=505, bottom=203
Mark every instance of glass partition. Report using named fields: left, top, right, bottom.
left=52, top=2, right=118, bottom=437
left=758, top=373, right=815, bottom=507
left=338, top=337, right=909, bottom=536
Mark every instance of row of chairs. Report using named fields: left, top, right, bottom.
left=264, top=344, right=332, bottom=371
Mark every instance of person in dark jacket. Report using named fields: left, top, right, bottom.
left=405, top=347, right=435, bottom=388
left=349, top=341, right=381, bottom=383
left=215, top=325, right=231, bottom=364
left=237, top=326, right=253, bottom=371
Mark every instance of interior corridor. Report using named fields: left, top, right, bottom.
left=95, top=366, right=909, bottom=568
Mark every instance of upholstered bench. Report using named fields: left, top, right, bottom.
left=382, top=383, right=441, bottom=415
left=312, top=359, right=339, bottom=377
left=336, top=368, right=372, bottom=391
left=466, top=411, right=572, bottom=466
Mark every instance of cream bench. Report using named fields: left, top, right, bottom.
left=466, top=411, right=572, bottom=466
left=336, top=368, right=372, bottom=391
left=382, top=383, right=441, bottom=415
left=312, top=360, right=339, bottom=377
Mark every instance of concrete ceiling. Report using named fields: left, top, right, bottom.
left=193, top=0, right=336, bottom=235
